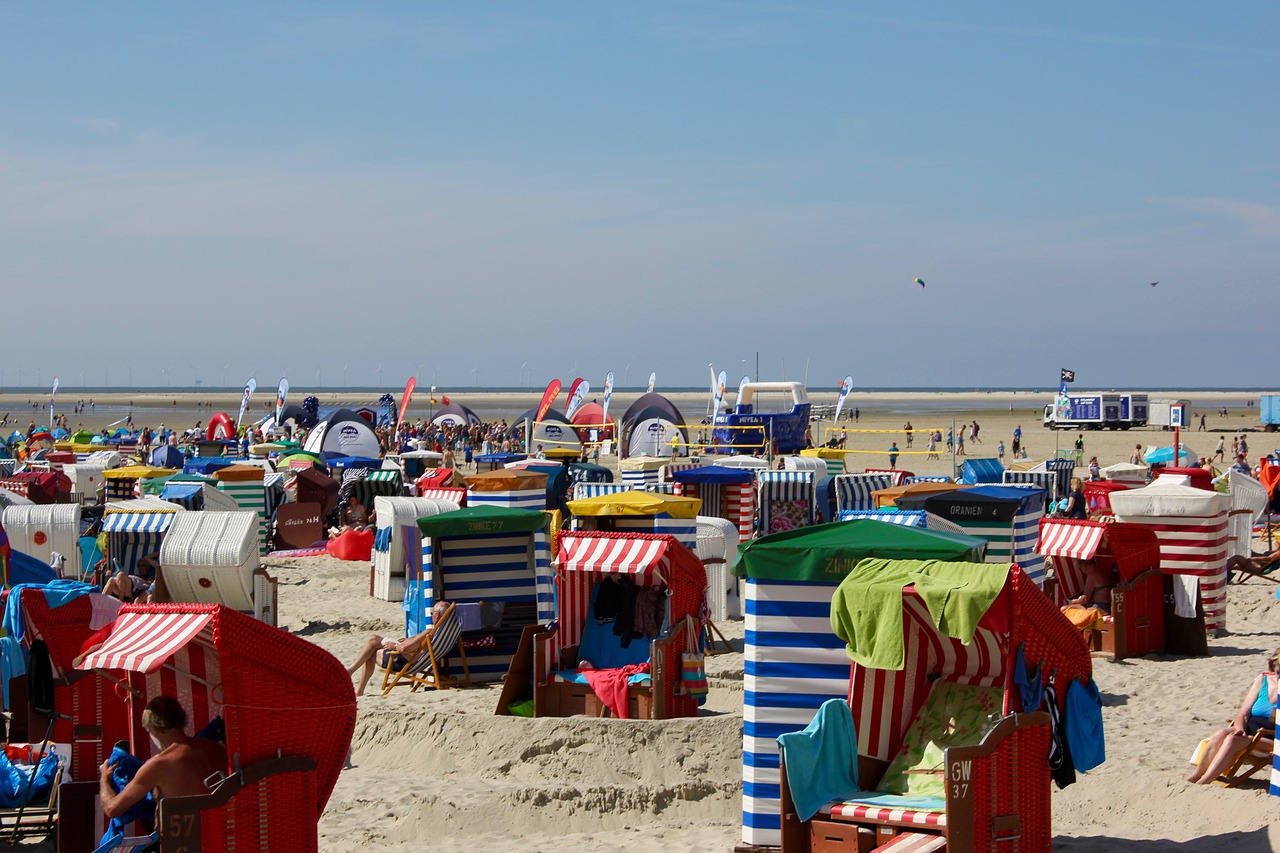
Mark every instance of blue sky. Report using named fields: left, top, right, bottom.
left=2, top=3, right=1276, bottom=391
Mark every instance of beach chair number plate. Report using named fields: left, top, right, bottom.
left=164, top=810, right=200, bottom=851
left=949, top=759, right=972, bottom=799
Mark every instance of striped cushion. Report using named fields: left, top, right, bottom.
left=875, top=833, right=947, bottom=852
left=825, top=802, right=947, bottom=827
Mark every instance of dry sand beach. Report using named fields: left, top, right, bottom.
left=13, top=388, right=1280, bottom=851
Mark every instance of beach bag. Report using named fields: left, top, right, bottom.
left=679, top=618, right=708, bottom=706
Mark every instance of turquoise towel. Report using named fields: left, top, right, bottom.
left=777, top=698, right=861, bottom=822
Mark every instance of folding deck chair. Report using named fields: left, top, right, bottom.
left=381, top=602, right=471, bottom=693
left=1189, top=723, right=1276, bottom=787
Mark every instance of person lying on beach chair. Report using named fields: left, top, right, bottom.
left=101, top=552, right=160, bottom=604
left=346, top=601, right=454, bottom=696
left=1187, top=648, right=1279, bottom=785
left=1225, top=545, right=1280, bottom=584
left=1060, top=559, right=1118, bottom=632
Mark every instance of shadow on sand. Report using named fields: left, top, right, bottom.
left=1055, top=827, right=1274, bottom=853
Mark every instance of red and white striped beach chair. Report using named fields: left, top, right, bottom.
left=779, top=562, right=1091, bottom=853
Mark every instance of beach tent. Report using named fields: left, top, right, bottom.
left=1036, top=517, right=1166, bottom=660
left=671, top=465, right=756, bottom=544
left=779, top=561, right=1092, bottom=852
left=76, top=604, right=356, bottom=852
left=622, top=405, right=689, bottom=459
left=431, top=399, right=482, bottom=427
left=404, top=506, right=554, bottom=683
left=277, top=402, right=318, bottom=429
left=148, top=444, right=187, bottom=469
left=2, top=503, right=81, bottom=576
left=464, top=468, right=547, bottom=510
left=304, top=408, right=382, bottom=459
left=528, top=530, right=705, bottom=720
left=507, top=408, right=582, bottom=456
left=733, top=520, right=989, bottom=848
left=567, top=490, right=701, bottom=550
left=160, top=510, right=277, bottom=624
left=960, top=457, right=1005, bottom=485
left=834, top=473, right=896, bottom=514
left=102, top=497, right=185, bottom=576
left=370, top=496, right=461, bottom=601
left=898, top=485, right=1047, bottom=586
left=569, top=401, right=615, bottom=441
left=1110, top=476, right=1230, bottom=639
left=757, top=470, right=816, bottom=535
left=621, top=392, right=685, bottom=428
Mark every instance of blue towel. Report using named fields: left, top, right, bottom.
left=777, top=698, right=861, bottom=822
left=373, top=527, right=392, bottom=552
left=1065, top=677, right=1106, bottom=772
left=2, top=580, right=98, bottom=643
left=0, top=750, right=58, bottom=808
left=97, top=747, right=156, bottom=849
left=0, top=636, right=27, bottom=710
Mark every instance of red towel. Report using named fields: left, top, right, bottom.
left=579, top=663, right=650, bottom=718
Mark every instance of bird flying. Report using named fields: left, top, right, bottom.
left=1150, top=281, right=1159, bottom=287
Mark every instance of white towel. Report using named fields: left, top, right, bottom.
left=89, top=594, right=122, bottom=631
left=1174, top=575, right=1198, bottom=619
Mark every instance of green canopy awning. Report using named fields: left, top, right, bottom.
left=734, top=518, right=988, bottom=583
left=416, top=505, right=547, bottom=538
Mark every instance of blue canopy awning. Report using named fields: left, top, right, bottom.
left=102, top=512, right=179, bottom=534
left=671, top=464, right=755, bottom=485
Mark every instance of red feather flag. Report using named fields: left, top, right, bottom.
left=536, top=379, right=562, bottom=422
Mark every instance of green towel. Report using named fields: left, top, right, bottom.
left=830, top=559, right=1010, bottom=670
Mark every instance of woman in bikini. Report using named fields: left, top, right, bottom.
left=1187, top=648, right=1280, bottom=783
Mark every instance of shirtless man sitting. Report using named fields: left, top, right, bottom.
left=99, top=696, right=227, bottom=824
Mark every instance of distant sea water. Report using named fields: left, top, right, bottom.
left=3, top=385, right=1267, bottom=432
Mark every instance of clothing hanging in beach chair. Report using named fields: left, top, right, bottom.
left=381, top=602, right=471, bottom=693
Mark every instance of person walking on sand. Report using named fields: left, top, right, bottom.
left=888, top=442, right=900, bottom=471
left=997, top=439, right=1005, bottom=463
left=1074, top=433, right=1085, bottom=466
left=904, top=422, right=913, bottom=447
left=927, top=431, right=939, bottom=461
left=956, top=430, right=965, bottom=456
left=971, top=421, right=981, bottom=443
left=1214, top=436, right=1225, bottom=462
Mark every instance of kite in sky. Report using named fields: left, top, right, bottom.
left=1150, top=281, right=1159, bottom=287
left=914, top=277, right=926, bottom=288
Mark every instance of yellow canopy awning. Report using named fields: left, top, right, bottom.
left=567, top=490, right=702, bottom=519
left=102, top=465, right=177, bottom=480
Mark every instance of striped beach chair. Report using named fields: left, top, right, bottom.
left=834, top=474, right=895, bottom=514
left=1111, top=476, right=1230, bottom=637
left=735, top=521, right=989, bottom=849
left=756, top=470, right=815, bottom=536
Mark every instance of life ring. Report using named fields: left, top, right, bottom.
left=207, top=412, right=236, bottom=441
